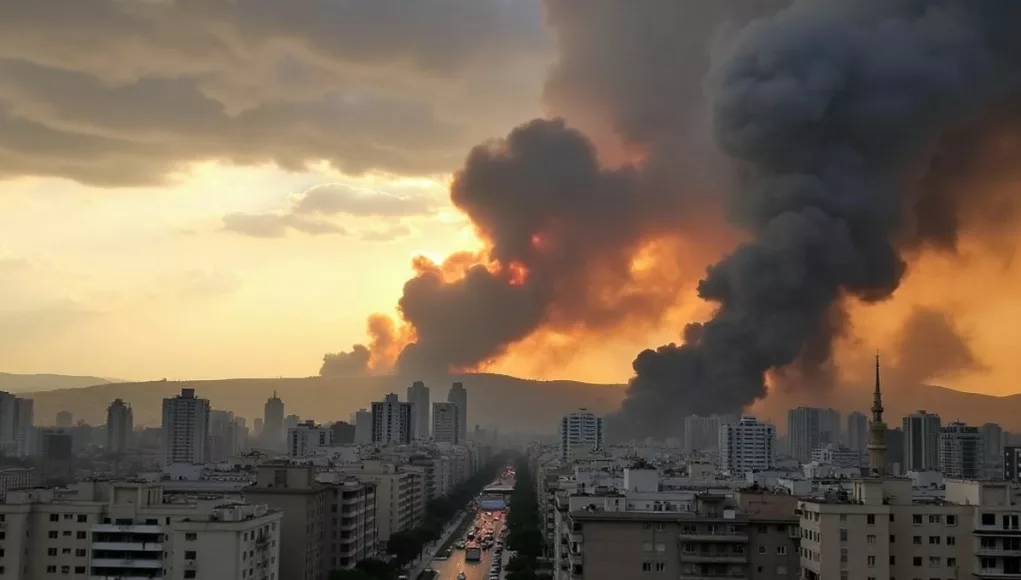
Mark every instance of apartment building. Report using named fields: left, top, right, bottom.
left=553, top=489, right=800, bottom=580
left=797, top=477, right=1021, bottom=579
left=559, top=410, right=605, bottom=461
left=903, top=410, right=941, bottom=471
left=371, top=394, right=412, bottom=445
left=810, top=443, right=861, bottom=468
left=319, top=476, right=378, bottom=571
left=682, top=415, right=736, bottom=453
left=333, top=460, right=422, bottom=542
left=432, top=402, right=460, bottom=445
left=288, top=421, right=333, bottom=457
left=719, top=417, right=776, bottom=474
left=0, top=480, right=281, bottom=580
left=940, top=422, right=982, bottom=479
left=407, top=381, right=431, bottom=440
left=846, top=411, right=868, bottom=454
left=0, top=468, right=39, bottom=500
left=447, top=382, right=468, bottom=443
left=161, top=388, right=210, bottom=465
left=106, top=398, right=133, bottom=454
left=245, top=464, right=329, bottom=580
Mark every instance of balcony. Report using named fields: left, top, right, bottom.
left=977, top=547, right=1021, bottom=557
left=90, top=558, right=163, bottom=569
left=975, top=571, right=1021, bottom=579
left=92, top=524, right=162, bottom=535
left=678, top=531, right=748, bottom=543
left=92, top=542, right=163, bottom=552
left=679, top=552, right=747, bottom=565
left=679, top=573, right=747, bottom=580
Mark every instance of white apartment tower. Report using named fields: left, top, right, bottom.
left=105, top=398, right=133, bottom=454
left=903, top=410, right=941, bottom=471
left=447, top=382, right=468, bottom=442
left=787, top=406, right=839, bottom=462
left=161, top=388, right=210, bottom=465
left=406, top=381, right=431, bottom=440
left=940, top=421, right=983, bottom=479
left=432, top=402, right=460, bottom=445
left=558, top=409, right=605, bottom=460
left=371, top=393, right=412, bottom=445
left=719, top=416, right=776, bottom=474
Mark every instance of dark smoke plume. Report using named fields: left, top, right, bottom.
left=893, top=307, right=986, bottom=386
left=325, top=0, right=1021, bottom=439
left=613, top=0, right=1021, bottom=439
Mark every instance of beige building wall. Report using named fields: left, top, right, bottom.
left=246, top=464, right=328, bottom=580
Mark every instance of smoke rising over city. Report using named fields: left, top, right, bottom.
left=327, top=0, right=1021, bottom=438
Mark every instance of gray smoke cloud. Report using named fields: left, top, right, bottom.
left=612, top=0, right=1021, bottom=439
left=320, top=345, right=370, bottom=377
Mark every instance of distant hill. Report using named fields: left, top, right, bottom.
left=0, top=373, right=121, bottom=394
left=15, top=372, right=1021, bottom=434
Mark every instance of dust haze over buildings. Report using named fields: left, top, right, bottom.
left=327, top=0, right=1021, bottom=439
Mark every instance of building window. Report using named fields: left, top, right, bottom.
left=948, top=557, right=957, bottom=567
left=867, top=556, right=876, bottom=568
left=839, top=529, right=848, bottom=542
left=185, top=551, right=197, bottom=560
left=655, top=523, right=665, bottom=531
left=75, top=532, right=86, bottom=540
left=185, top=533, right=197, bottom=541
left=890, top=535, right=895, bottom=543
left=48, top=515, right=58, bottom=522
left=867, top=535, right=876, bottom=544
left=641, top=562, right=652, bottom=571
left=74, top=567, right=85, bottom=574
left=929, top=557, right=940, bottom=567
left=776, top=564, right=787, bottom=575
left=914, top=557, right=922, bottom=567
left=947, top=515, right=957, bottom=526
left=655, top=562, right=666, bottom=571
left=46, top=566, right=56, bottom=573
left=184, top=572, right=196, bottom=579
left=75, top=549, right=86, bottom=558
left=929, top=536, right=940, bottom=544
left=890, top=556, right=895, bottom=565
left=60, top=565, right=69, bottom=574
left=929, top=515, right=941, bottom=524
left=758, top=545, right=767, bottom=554
left=947, top=536, right=955, bottom=546
left=47, top=532, right=57, bottom=539
left=839, top=514, right=846, bottom=522
left=77, top=515, right=87, bottom=523
left=867, top=514, right=875, bottom=525
left=840, top=549, right=848, bottom=564
left=777, top=546, right=787, bottom=555
left=47, top=548, right=56, bottom=556
left=982, top=513, right=996, bottom=526
left=913, top=536, right=922, bottom=545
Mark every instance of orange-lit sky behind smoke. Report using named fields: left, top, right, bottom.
left=2, top=0, right=1021, bottom=400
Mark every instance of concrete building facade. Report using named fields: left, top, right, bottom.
left=406, top=381, right=430, bottom=440
left=903, top=410, right=941, bottom=472
left=432, top=402, right=460, bottom=445
left=559, top=410, right=605, bottom=461
left=719, top=417, right=775, bottom=474
left=161, top=388, right=210, bottom=465
left=447, top=382, right=468, bottom=443
left=105, top=398, right=133, bottom=454
left=371, top=394, right=412, bottom=445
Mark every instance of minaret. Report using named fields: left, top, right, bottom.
left=867, top=353, right=888, bottom=476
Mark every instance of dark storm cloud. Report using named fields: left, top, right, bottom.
left=0, top=0, right=550, bottom=185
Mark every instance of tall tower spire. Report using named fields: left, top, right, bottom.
left=867, top=353, right=888, bottom=476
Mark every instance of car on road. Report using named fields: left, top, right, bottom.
left=457, top=573, right=466, bottom=580
left=454, top=541, right=466, bottom=549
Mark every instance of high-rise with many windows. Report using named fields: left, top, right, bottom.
left=161, top=388, right=210, bottom=465
left=447, top=382, right=468, bottom=443
left=432, top=402, right=460, bottom=445
left=371, top=394, right=412, bottom=445
left=105, top=398, right=133, bottom=454
left=719, top=416, right=775, bottom=474
left=558, top=409, right=605, bottom=460
left=406, top=381, right=431, bottom=440
left=903, top=410, right=941, bottom=471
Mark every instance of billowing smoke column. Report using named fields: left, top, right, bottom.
left=613, top=0, right=1021, bottom=438
left=330, top=0, right=1021, bottom=438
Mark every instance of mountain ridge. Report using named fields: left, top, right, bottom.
left=8, top=372, right=1021, bottom=435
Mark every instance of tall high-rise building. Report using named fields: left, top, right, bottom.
left=787, top=407, right=826, bottom=463
left=683, top=415, right=736, bottom=453
left=432, top=402, right=460, bottom=445
left=980, top=422, right=1005, bottom=479
left=846, top=411, right=868, bottom=453
left=209, top=410, right=237, bottom=462
left=558, top=409, right=605, bottom=460
left=14, top=398, right=34, bottom=458
left=354, top=409, right=372, bottom=444
left=371, top=393, right=412, bottom=445
left=106, top=398, right=133, bottom=454
left=0, top=392, right=32, bottom=454
left=819, top=408, right=841, bottom=445
left=407, top=381, right=431, bottom=440
left=886, top=427, right=905, bottom=475
left=719, top=416, right=776, bottom=474
left=263, top=392, right=284, bottom=450
left=940, top=422, right=982, bottom=479
left=55, top=411, right=73, bottom=428
left=447, top=382, right=468, bottom=443
left=903, top=410, right=941, bottom=471
left=161, top=388, right=210, bottom=465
